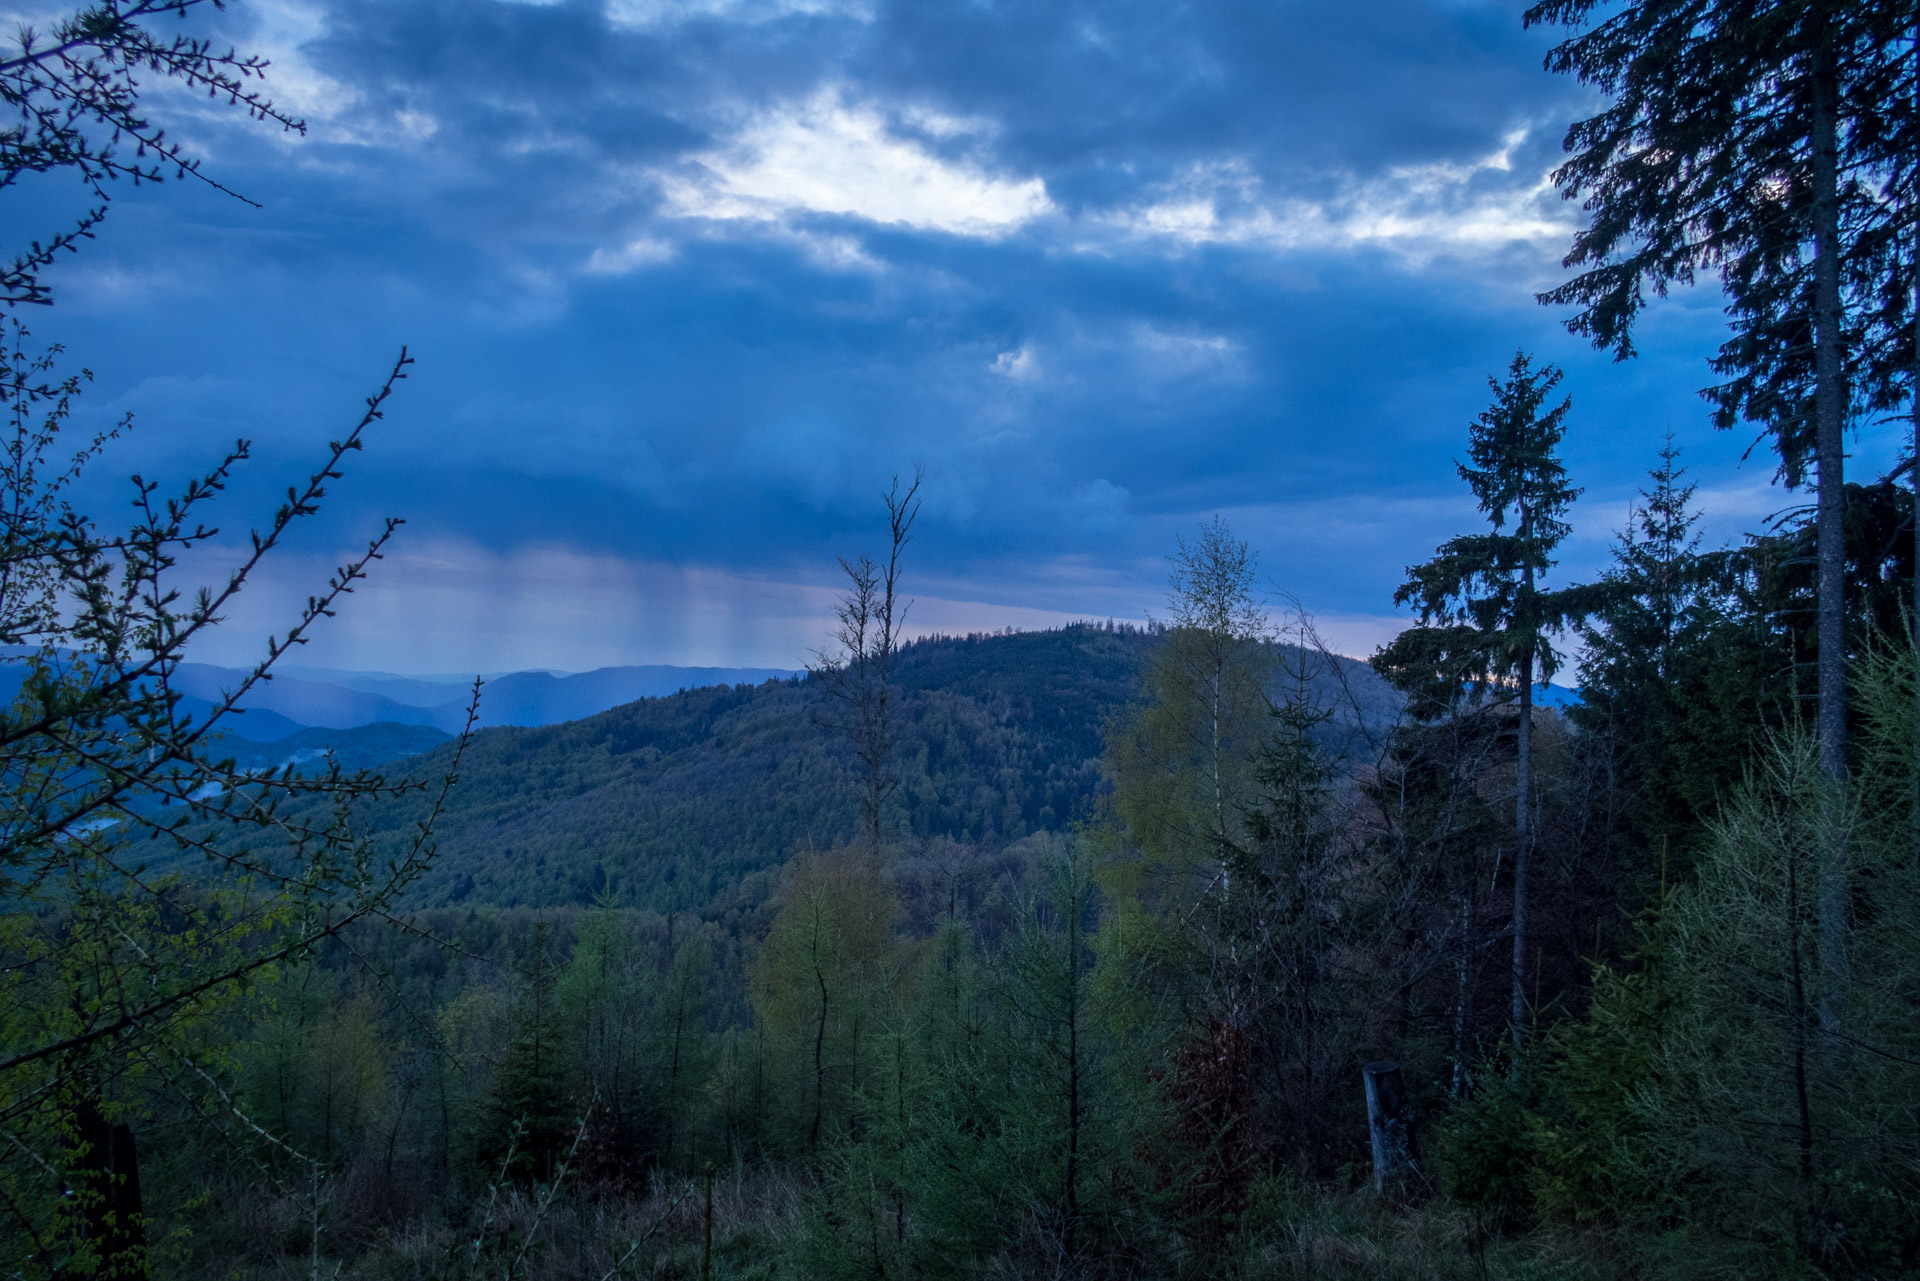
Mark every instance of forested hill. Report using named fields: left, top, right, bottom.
left=343, top=624, right=1391, bottom=917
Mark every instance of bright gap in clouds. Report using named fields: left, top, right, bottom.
left=603, top=0, right=873, bottom=28
left=1099, top=131, right=1576, bottom=267
left=497, top=0, right=867, bottom=17
left=662, top=90, right=1053, bottom=238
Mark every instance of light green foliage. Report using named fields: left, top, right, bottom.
left=550, top=905, right=716, bottom=1176
left=972, top=841, right=1157, bottom=1258
left=0, top=32, right=468, bottom=1255
left=1107, top=518, right=1274, bottom=897
left=751, top=848, right=909, bottom=1155
left=648, top=932, right=717, bottom=1165
left=796, top=838, right=1170, bottom=1278
left=239, top=975, right=392, bottom=1168
left=0, top=291, right=462, bottom=1281
left=1109, top=524, right=1387, bottom=1184
left=1524, top=915, right=1676, bottom=1226
left=1631, top=715, right=1919, bottom=1270
left=1439, top=645, right=1920, bottom=1275
left=479, top=924, right=575, bottom=1183
left=555, top=906, right=649, bottom=1131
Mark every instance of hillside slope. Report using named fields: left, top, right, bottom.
left=217, top=722, right=455, bottom=772
left=324, top=626, right=1394, bottom=917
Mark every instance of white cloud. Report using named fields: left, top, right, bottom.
left=661, top=90, right=1053, bottom=238
left=1129, top=326, right=1243, bottom=378
left=991, top=346, right=1040, bottom=380
left=584, top=236, right=676, bottom=275
left=1285, top=611, right=1412, bottom=662
left=223, top=0, right=361, bottom=125
left=1099, top=130, right=1576, bottom=265
left=145, top=0, right=452, bottom=153
left=603, top=0, right=872, bottom=30
left=1692, top=473, right=1791, bottom=525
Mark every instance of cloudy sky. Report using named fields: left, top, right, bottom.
left=15, top=0, right=1901, bottom=674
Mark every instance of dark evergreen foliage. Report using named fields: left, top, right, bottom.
left=231, top=625, right=1389, bottom=918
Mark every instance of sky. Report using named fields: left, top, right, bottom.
left=12, top=0, right=1906, bottom=675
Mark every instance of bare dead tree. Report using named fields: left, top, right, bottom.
left=810, top=472, right=921, bottom=855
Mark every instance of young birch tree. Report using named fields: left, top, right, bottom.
left=1108, top=516, right=1272, bottom=903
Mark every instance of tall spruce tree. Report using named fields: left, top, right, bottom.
left=1524, top=0, right=1903, bottom=772
left=1525, top=0, right=1912, bottom=1044
left=1384, top=352, right=1583, bottom=1050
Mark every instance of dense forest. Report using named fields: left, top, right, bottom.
left=217, top=624, right=1388, bottom=916
left=4, top=0, right=1920, bottom=1279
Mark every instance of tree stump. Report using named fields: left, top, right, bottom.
left=1363, top=1060, right=1418, bottom=1193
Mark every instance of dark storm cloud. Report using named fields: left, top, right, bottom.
left=16, top=0, right=1833, bottom=670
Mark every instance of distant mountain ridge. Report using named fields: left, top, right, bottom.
left=167, top=662, right=800, bottom=734
left=2, top=653, right=798, bottom=776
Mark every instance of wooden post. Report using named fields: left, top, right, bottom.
left=1363, top=1060, right=1418, bottom=1194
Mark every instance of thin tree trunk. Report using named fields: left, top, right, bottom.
left=1810, top=38, right=1850, bottom=1054
left=438, top=1051, right=455, bottom=1183
left=1787, top=831, right=1816, bottom=1190
left=812, top=962, right=829, bottom=1154
left=1213, top=667, right=1225, bottom=839
left=1450, top=890, right=1474, bottom=1097
left=1911, top=16, right=1920, bottom=874
left=1363, top=1061, right=1417, bottom=1192
left=895, top=1034, right=907, bottom=1245
left=1512, top=628, right=1533, bottom=1051
left=1212, top=662, right=1230, bottom=897
left=383, top=1068, right=413, bottom=1194
left=1064, top=879, right=1081, bottom=1261
left=847, top=1007, right=864, bottom=1143
left=667, top=983, right=685, bottom=1166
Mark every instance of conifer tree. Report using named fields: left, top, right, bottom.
left=1524, top=0, right=1905, bottom=773
left=1384, top=352, right=1584, bottom=1050
left=483, top=924, right=573, bottom=1183
left=1575, top=441, right=1705, bottom=833
left=556, top=906, right=652, bottom=1182
left=650, top=936, right=713, bottom=1167
left=1526, top=0, right=1912, bottom=1044
left=1219, top=639, right=1349, bottom=1165
left=907, top=840, right=1153, bottom=1269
